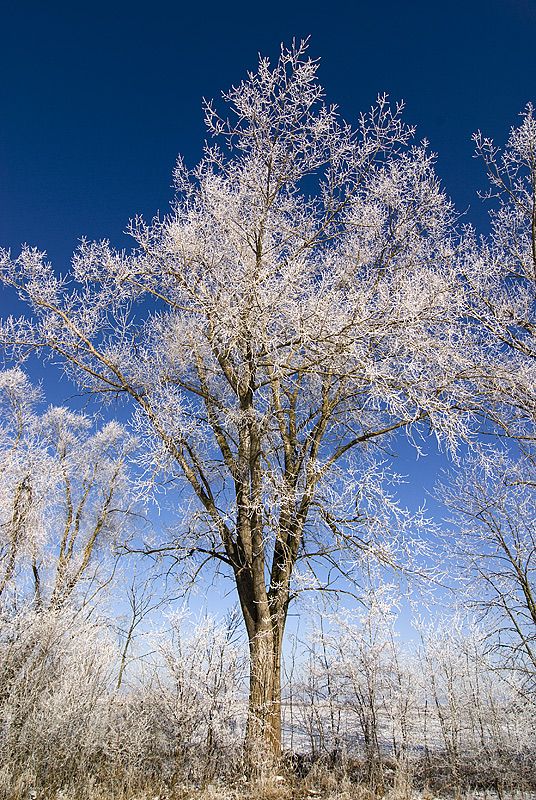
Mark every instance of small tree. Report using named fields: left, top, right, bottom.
left=440, top=448, right=536, bottom=680
left=1, top=42, right=466, bottom=767
left=0, top=368, right=137, bottom=610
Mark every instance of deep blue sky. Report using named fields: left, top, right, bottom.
left=1, top=0, right=535, bottom=278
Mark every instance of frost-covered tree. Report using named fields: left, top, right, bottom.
left=0, top=42, right=468, bottom=766
left=0, top=370, right=140, bottom=794
left=440, top=448, right=536, bottom=679
left=0, top=368, right=137, bottom=610
left=439, top=106, right=536, bottom=680
left=464, top=104, right=536, bottom=432
left=0, top=369, right=48, bottom=599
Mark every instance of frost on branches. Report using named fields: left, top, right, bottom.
left=444, top=105, right=536, bottom=680
left=0, top=42, right=470, bottom=767
left=464, top=104, right=536, bottom=432
left=0, top=368, right=137, bottom=610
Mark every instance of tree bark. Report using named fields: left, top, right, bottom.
left=242, top=601, right=287, bottom=775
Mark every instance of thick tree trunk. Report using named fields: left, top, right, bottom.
left=245, top=628, right=276, bottom=768
left=243, top=613, right=286, bottom=775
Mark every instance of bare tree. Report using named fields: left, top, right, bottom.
left=0, top=42, right=467, bottom=767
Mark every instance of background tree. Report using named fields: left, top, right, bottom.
left=0, top=42, right=467, bottom=767
left=0, top=369, right=142, bottom=795
left=439, top=105, right=536, bottom=682
left=0, top=368, right=137, bottom=610
left=0, top=369, right=48, bottom=599
left=439, top=448, right=536, bottom=681
left=464, top=104, right=536, bottom=435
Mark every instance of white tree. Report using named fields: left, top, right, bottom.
left=439, top=105, right=536, bottom=680
left=440, top=448, right=536, bottom=679
left=0, top=369, right=49, bottom=599
left=0, top=368, right=137, bottom=610
left=0, top=42, right=467, bottom=766
left=0, top=369, right=141, bottom=794
left=464, top=104, right=536, bottom=432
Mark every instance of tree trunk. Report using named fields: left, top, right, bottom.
left=239, top=590, right=287, bottom=776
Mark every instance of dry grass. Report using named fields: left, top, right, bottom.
left=1, top=747, right=534, bottom=800
left=5, top=772, right=529, bottom=800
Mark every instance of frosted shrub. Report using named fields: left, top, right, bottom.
left=148, top=608, right=248, bottom=783
left=0, top=602, right=117, bottom=796
left=286, top=610, right=536, bottom=795
left=290, top=602, right=419, bottom=789
left=415, top=619, right=536, bottom=794
left=0, top=603, right=249, bottom=797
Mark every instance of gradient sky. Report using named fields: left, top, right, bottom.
left=2, top=0, right=532, bottom=626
